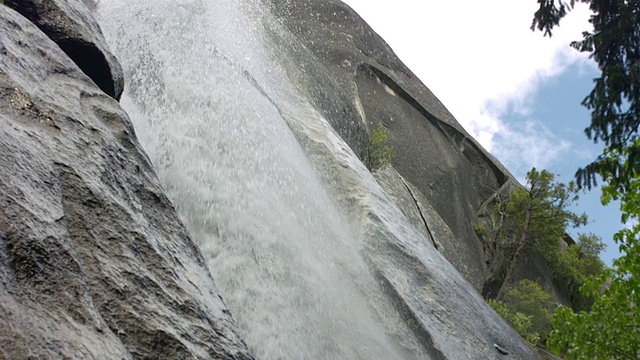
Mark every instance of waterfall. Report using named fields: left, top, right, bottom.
left=96, top=0, right=541, bottom=358
left=97, top=0, right=431, bottom=358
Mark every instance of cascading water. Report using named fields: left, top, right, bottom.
left=97, top=0, right=431, bottom=358
left=96, top=0, right=541, bottom=358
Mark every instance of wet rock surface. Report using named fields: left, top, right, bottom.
left=0, top=0, right=563, bottom=357
left=263, top=1, right=542, bottom=358
left=5, top=0, right=124, bottom=100
left=267, top=0, right=513, bottom=293
left=0, top=5, right=251, bottom=359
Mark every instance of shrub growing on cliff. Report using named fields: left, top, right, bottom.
left=485, top=169, right=605, bottom=309
left=489, top=279, right=555, bottom=346
left=544, top=233, right=605, bottom=311
left=488, top=298, right=539, bottom=345
left=363, top=125, right=393, bottom=171
left=494, top=168, right=587, bottom=301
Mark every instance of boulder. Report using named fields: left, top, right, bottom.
left=0, top=6, right=251, bottom=359
left=5, top=0, right=125, bottom=100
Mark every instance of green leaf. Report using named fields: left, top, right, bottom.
left=363, top=125, right=393, bottom=171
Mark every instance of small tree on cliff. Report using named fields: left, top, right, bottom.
left=544, top=232, right=606, bottom=310
left=363, top=125, right=393, bottom=171
left=489, top=279, right=556, bottom=345
left=495, top=168, right=587, bottom=301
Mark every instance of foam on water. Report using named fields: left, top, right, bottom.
left=97, top=0, right=430, bottom=358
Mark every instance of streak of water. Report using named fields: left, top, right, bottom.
left=97, top=0, right=429, bottom=358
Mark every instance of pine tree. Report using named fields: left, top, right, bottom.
left=530, top=6, right=640, bottom=355
left=495, top=168, right=586, bottom=301
left=532, top=0, right=640, bottom=194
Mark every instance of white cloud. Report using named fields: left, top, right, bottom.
left=492, top=120, right=572, bottom=179
left=342, top=0, right=596, bottom=170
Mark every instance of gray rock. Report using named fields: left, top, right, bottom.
left=249, top=3, right=542, bottom=357
left=4, top=0, right=125, bottom=100
left=263, top=4, right=573, bottom=356
left=374, top=166, right=483, bottom=284
left=0, top=6, right=251, bottom=359
left=267, top=0, right=517, bottom=292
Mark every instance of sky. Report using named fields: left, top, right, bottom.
left=340, top=0, right=622, bottom=265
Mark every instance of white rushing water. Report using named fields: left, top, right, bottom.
left=97, top=0, right=435, bottom=358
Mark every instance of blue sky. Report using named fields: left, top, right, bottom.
left=497, top=65, right=622, bottom=265
left=341, top=0, right=623, bottom=265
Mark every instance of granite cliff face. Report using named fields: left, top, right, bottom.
left=1, top=0, right=553, bottom=358
left=0, top=3, right=251, bottom=359
left=265, top=0, right=569, bottom=304
left=98, top=0, right=542, bottom=358
left=5, top=0, right=124, bottom=100
left=265, top=0, right=519, bottom=295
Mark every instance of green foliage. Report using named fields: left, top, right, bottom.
left=488, top=299, right=539, bottom=345
left=532, top=4, right=640, bottom=356
left=551, top=233, right=605, bottom=283
left=490, top=168, right=605, bottom=318
left=504, top=280, right=555, bottom=343
left=363, top=125, right=393, bottom=171
left=473, top=225, right=489, bottom=240
left=498, top=169, right=586, bottom=248
left=548, top=173, right=640, bottom=359
left=489, top=280, right=555, bottom=345
left=495, top=168, right=587, bottom=300
left=531, top=0, right=580, bottom=36
left=547, top=233, right=606, bottom=311
left=532, top=0, right=640, bottom=194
